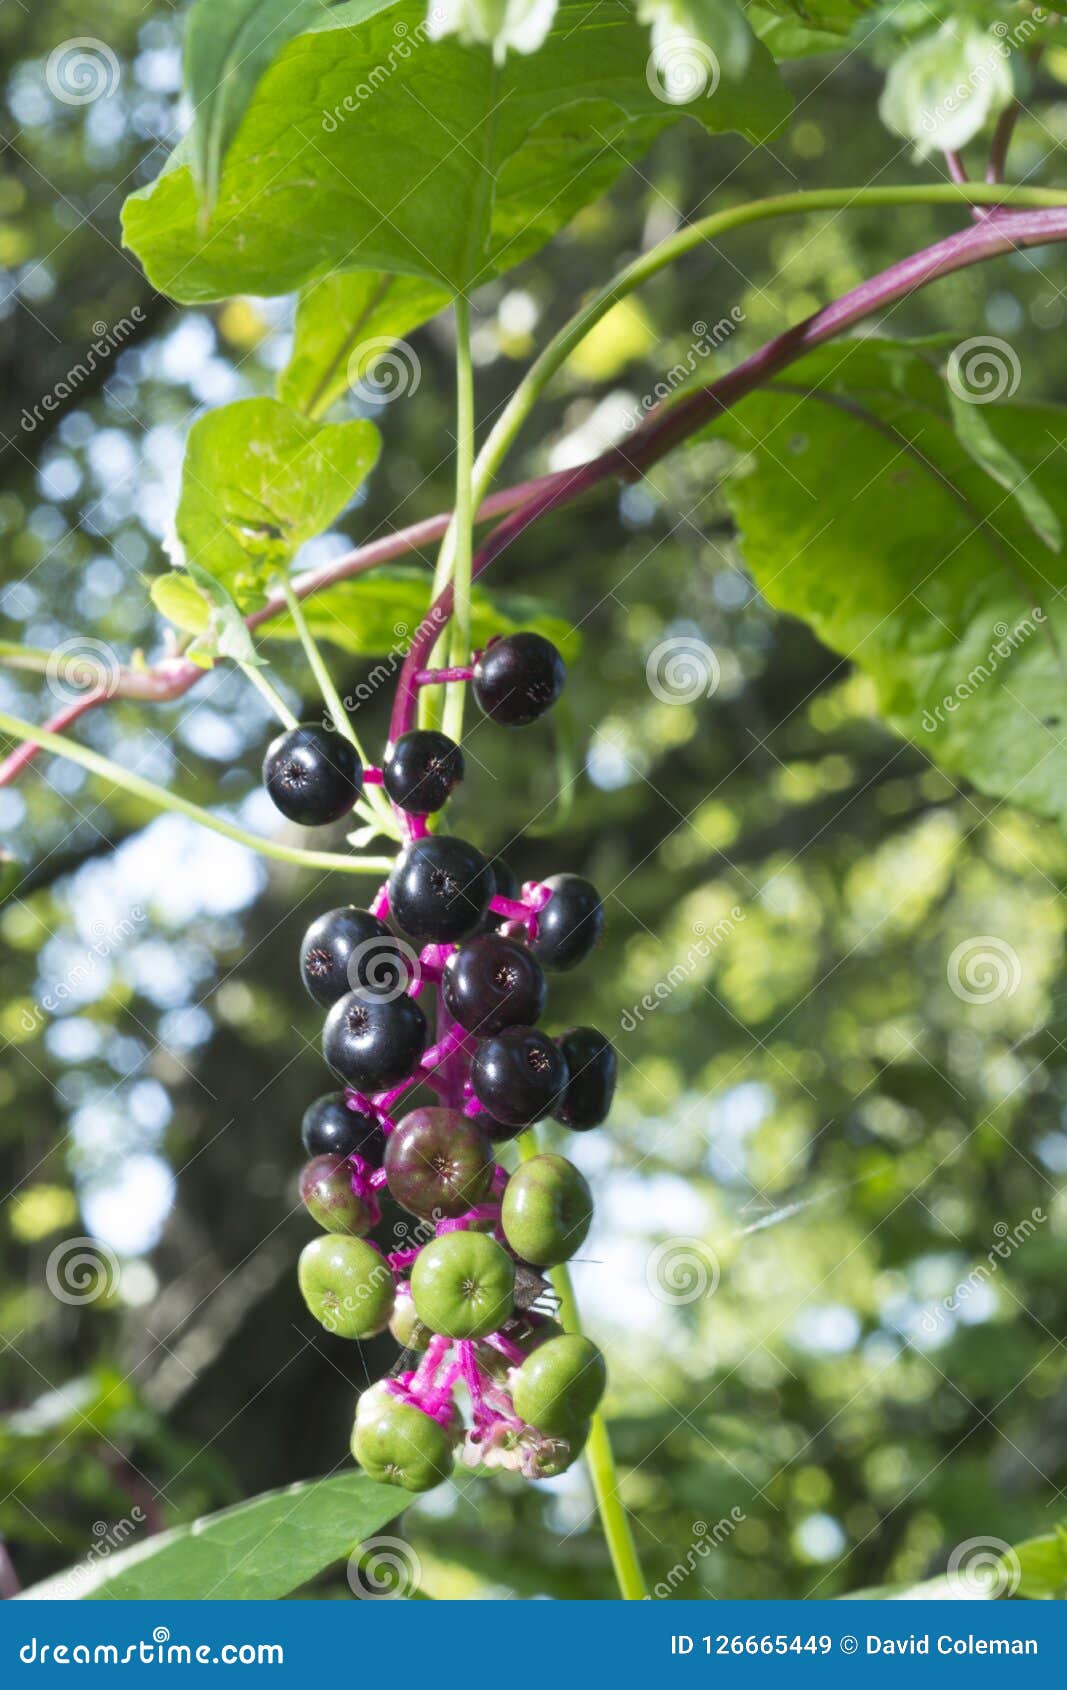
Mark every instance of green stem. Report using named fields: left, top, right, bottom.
left=238, top=660, right=298, bottom=730
left=442, top=297, right=476, bottom=744
left=278, top=577, right=397, bottom=837
left=0, top=709, right=394, bottom=878
left=517, top=1128, right=646, bottom=1600
left=430, top=182, right=1067, bottom=564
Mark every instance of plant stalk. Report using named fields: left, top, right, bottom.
left=442, top=297, right=476, bottom=743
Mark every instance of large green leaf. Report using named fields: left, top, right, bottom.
left=711, top=338, right=1067, bottom=829
left=744, top=0, right=872, bottom=37
left=1010, top=1526, right=1067, bottom=1599
left=279, top=271, right=451, bottom=418
left=184, top=0, right=330, bottom=214
left=17, top=1472, right=404, bottom=1600
left=123, top=0, right=789, bottom=301
left=174, top=398, right=380, bottom=607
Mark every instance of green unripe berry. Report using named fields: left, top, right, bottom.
left=500, top=1153, right=593, bottom=1267
left=531, top=1418, right=590, bottom=1477
left=389, top=1286, right=433, bottom=1352
left=511, top=1334, right=606, bottom=1435
left=351, top=1381, right=454, bottom=1493
left=410, top=1229, right=515, bottom=1339
left=297, top=1234, right=394, bottom=1338
left=299, top=1154, right=377, bottom=1236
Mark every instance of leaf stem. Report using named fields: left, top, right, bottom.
left=237, top=660, right=298, bottom=729
left=516, top=1129, right=646, bottom=1600
left=0, top=709, right=393, bottom=877
left=443, top=297, right=476, bottom=743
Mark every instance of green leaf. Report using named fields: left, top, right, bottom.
left=150, top=571, right=212, bottom=636
left=185, top=561, right=265, bottom=666
left=0, top=850, right=22, bottom=906
left=184, top=0, right=330, bottom=215
left=18, top=1472, right=404, bottom=1600
left=122, top=0, right=790, bottom=301
left=878, top=21, right=1014, bottom=154
left=743, top=0, right=872, bottom=38
left=1010, top=1525, right=1067, bottom=1599
left=746, top=3, right=853, bottom=57
left=175, top=397, right=380, bottom=608
left=948, top=389, right=1062, bottom=553
left=279, top=271, right=451, bottom=418
left=264, top=566, right=580, bottom=660
left=711, top=337, right=1067, bottom=830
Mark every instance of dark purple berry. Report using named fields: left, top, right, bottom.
left=383, top=730, right=464, bottom=814
left=554, top=1027, right=616, bottom=1129
left=388, top=835, right=493, bottom=944
left=469, top=1025, right=569, bottom=1127
left=301, top=1093, right=386, bottom=1164
left=384, top=1106, right=494, bottom=1219
left=322, top=990, right=427, bottom=1092
left=442, top=934, right=546, bottom=1037
left=473, top=633, right=565, bottom=727
left=530, top=874, right=604, bottom=972
left=299, top=906, right=404, bottom=1009
left=263, top=725, right=362, bottom=826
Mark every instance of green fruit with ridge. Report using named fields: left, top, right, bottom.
left=297, top=1234, right=394, bottom=1338
left=500, top=1153, right=593, bottom=1267
left=389, top=1287, right=433, bottom=1352
left=299, top=1153, right=377, bottom=1235
left=351, top=1381, right=454, bottom=1492
left=511, top=1333, right=606, bottom=1435
left=410, top=1229, right=515, bottom=1339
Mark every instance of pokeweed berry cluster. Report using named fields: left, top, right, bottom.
left=262, top=632, right=618, bottom=1491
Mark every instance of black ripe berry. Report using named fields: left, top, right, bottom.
left=383, top=730, right=464, bottom=814
left=323, top=990, right=427, bottom=1093
left=299, top=906, right=402, bottom=1009
left=554, top=1027, right=617, bottom=1130
left=388, top=834, right=493, bottom=944
left=470, top=1025, right=569, bottom=1127
left=263, top=724, right=363, bottom=826
left=442, top=933, right=547, bottom=1037
left=301, top=1092, right=386, bottom=1164
left=472, top=633, right=565, bottom=727
left=531, top=874, right=604, bottom=972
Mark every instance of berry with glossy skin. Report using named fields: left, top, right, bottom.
left=384, top=1107, right=494, bottom=1219
left=300, top=906, right=403, bottom=1009
left=389, top=1286, right=434, bottom=1353
left=299, top=1154, right=378, bottom=1236
left=383, top=730, right=464, bottom=814
left=301, top=1093, right=386, bottom=1164
left=298, top=1235, right=393, bottom=1338
left=530, top=874, right=604, bottom=972
left=263, top=724, right=362, bottom=826
left=442, top=934, right=547, bottom=1037
left=351, top=1381, right=454, bottom=1492
left=473, top=633, right=565, bottom=727
left=469, top=1026, right=569, bottom=1127
left=388, top=835, right=493, bottom=944
left=410, top=1230, right=515, bottom=1339
left=511, top=1333, right=606, bottom=1434
left=500, top=1152, right=592, bottom=1267
left=530, top=1420, right=589, bottom=1477
left=553, top=1027, right=617, bottom=1130
left=322, top=990, right=427, bottom=1092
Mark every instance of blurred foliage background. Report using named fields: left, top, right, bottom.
left=3, top=0, right=1067, bottom=1601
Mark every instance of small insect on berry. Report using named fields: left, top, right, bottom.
left=263, top=724, right=363, bottom=826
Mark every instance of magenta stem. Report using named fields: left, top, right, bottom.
left=414, top=665, right=474, bottom=685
